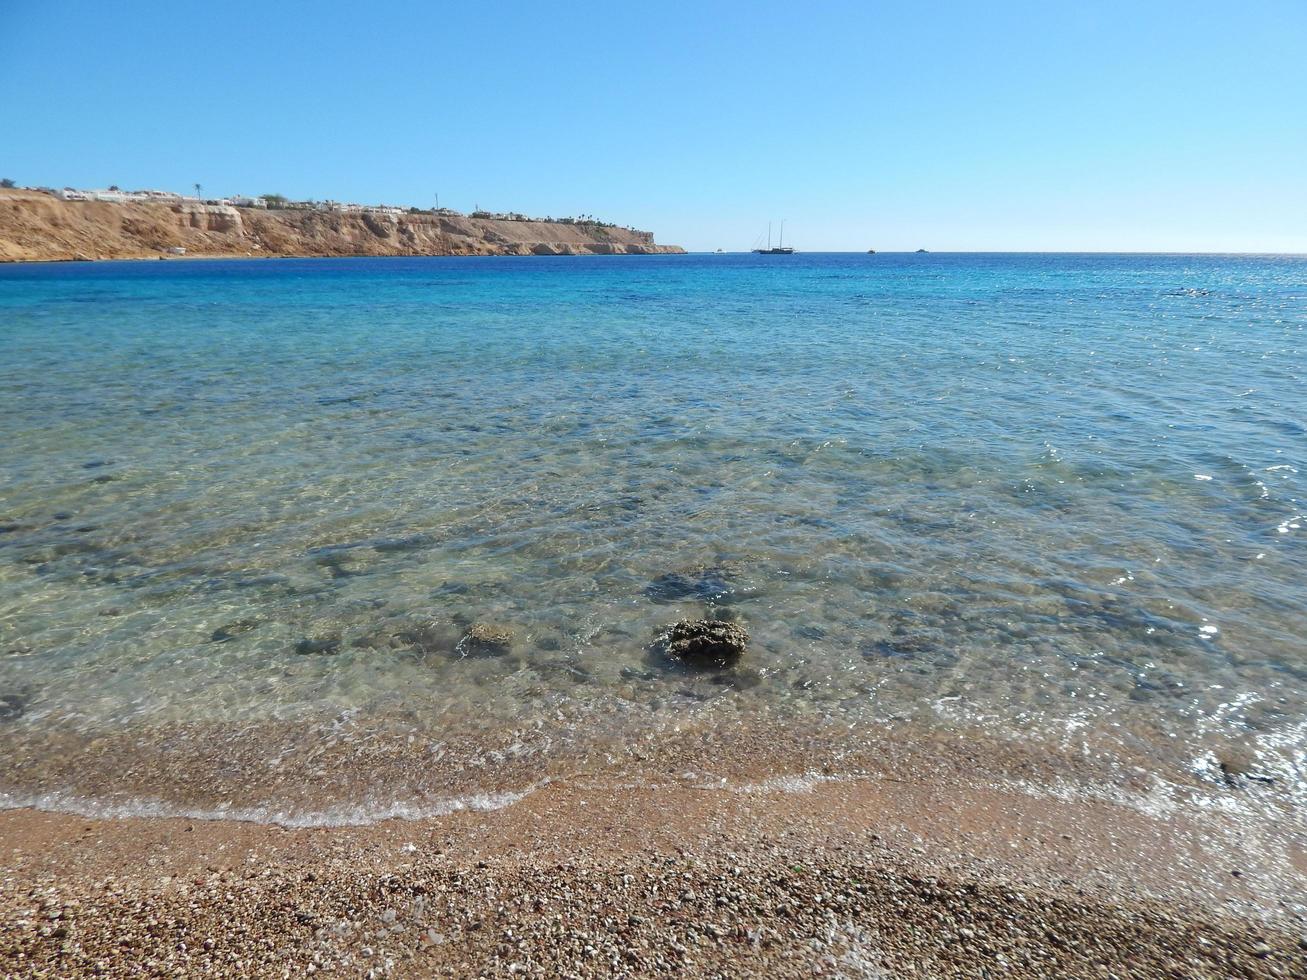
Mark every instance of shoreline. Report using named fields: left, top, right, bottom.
left=3, top=762, right=1303, bottom=977
left=0, top=251, right=688, bottom=266
left=3, top=723, right=1303, bottom=977
left=5, top=251, right=1307, bottom=265
left=2, top=706, right=1299, bottom=829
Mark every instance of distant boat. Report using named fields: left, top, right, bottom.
left=753, top=221, right=795, bottom=255
left=867, top=249, right=876, bottom=254
left=715, top=248, right=724, bottom=253
left=915, top=248, right=928, bottom=253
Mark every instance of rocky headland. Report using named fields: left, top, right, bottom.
left=0, top=189, right=684, bottom=262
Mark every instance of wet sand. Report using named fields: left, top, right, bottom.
left=2, top=728, right=1303, bottom=977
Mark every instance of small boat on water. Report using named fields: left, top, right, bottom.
left=867, top=249, right=876, bottom=254
left=753, top=221, right=795, bottom=255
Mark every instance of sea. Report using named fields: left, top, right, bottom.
left=1, top=252, right=1304, bottom=825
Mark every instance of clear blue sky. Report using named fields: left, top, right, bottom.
left=3, top=1, right=1305, bottom=252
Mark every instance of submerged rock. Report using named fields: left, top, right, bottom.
left=372, top=533, right=436, bottom=553
left=660, top=619, right=749, bottom=666
left=862, top=633, right=934, bottom=660
left=233, top=573, right=293, bottom=590
left=211, top=618, right=259, bottom=643
left=532, top=657, right=592, bottom=684
left=307, top=542, right=376, bottom=579
left=353, top=618, right=459, bottom=655
left=1211, top=747, right=1276, bottom=789
left=295, top=633, right=342, bottom=655
left=0, top=693, right=25, bottom=721
left=646, top=567, right=737, bottom=604
left=457, top=623, right=514, bottom=657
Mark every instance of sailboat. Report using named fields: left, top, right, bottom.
left=753, top=221, right=795, bottom=255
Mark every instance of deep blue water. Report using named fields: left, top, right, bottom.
left=1, top=252, right=1305, bottom=816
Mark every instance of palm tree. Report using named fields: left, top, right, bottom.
left=194, top=183, right=203, bottom=201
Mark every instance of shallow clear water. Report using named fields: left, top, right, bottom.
left=1, top=253, right=1305, bottom=816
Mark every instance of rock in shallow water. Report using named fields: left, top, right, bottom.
left=457, top=623, right=514, bottom=657
left=211, top=618, right=259, bottom=643
left=372, top=533, right=436, bottom=553
left=1210, top=746, right=1276, bottom=789
left=660, top=619, right=749, bottom=666
left=352, top=618, right=460, bottom=655
left=0, top=693, right=26, bottom=721
left=295, top=634, right=342, bottom=655
left=646, top=567, right=737, bottom=604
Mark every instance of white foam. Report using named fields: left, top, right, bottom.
left=0, top=784, right=539, bottom=829
left=1001, top=773, right=1183, bottom=820
left=728, top=772, right=849, bottom=794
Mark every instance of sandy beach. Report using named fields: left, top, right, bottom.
left=2, top=724, right=1303, bottom=978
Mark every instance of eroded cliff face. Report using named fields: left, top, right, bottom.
left=0, top=190, right=685, bottom=262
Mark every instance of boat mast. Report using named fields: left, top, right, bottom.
left=768, top=222, right=772, bottom=249
left=779, top=220, right=784, bottom=248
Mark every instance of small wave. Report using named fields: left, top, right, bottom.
left=0, top=784, right=540, bottom=828
left=1001, top=773, right=1184, bottom=820
left=726, top=772, right=851, bottom=794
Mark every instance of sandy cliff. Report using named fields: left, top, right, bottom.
left=0, top=189, right=684, bottom=261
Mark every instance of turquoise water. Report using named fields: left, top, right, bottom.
left=1, top=253, right=1305, bottom=818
